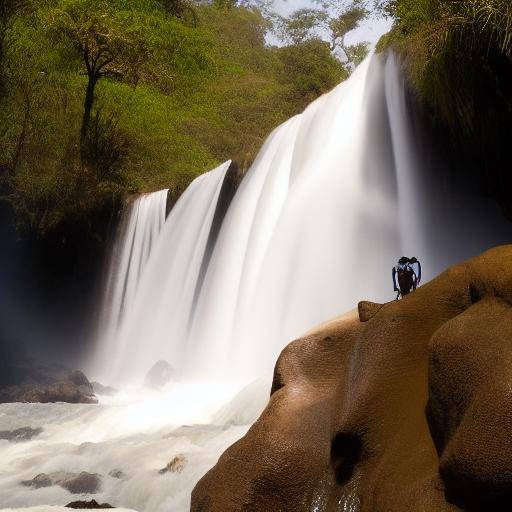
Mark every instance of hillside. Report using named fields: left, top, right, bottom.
left=0, top=0, right=348, bottom=238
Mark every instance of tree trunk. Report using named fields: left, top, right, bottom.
left=80, top=72, right=98, bottom=165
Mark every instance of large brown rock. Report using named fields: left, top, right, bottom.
left=0, top=369, right=97, bottom=404
left=192, top=245, right=512, bottom=511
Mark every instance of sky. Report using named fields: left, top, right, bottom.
left=271, top=0, right=393, bottom=48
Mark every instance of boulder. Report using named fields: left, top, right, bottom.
left=18, top=381, right=97, bottom=404
left=22, top=473, right=53, bottom=489
left=158, top=455, right=186, bottom=474
left=22, top=471, right=102, bottom=494
left=144, top=360, right=175, bottom=389
left=66, top=499, right=114, bottom=509
left=61, top=472, right=102, bottom=494
left=0, top=367, right=97, bottom=404
left=108, top=469, right=127, bottom=480
left=192, top=246, right=512, bottom=511
left=0, top=426, right=42, bottom=442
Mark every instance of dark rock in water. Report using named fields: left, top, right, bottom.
left=66, top=499, right=114, bottom=509
left=144, top=360, right=175, bottom=389
left=92, top=381, right=118, bottom=396
left=22, top=471, right=102, bottom=494
left=108, top=469, right=127, bottom=480
left=0, top=364, right=97, bottom=404
left=17, top=381, right=97, bottom=404
left=158, top=455, right=186, bottom=474
left=61, top=471, right=102, bottom=494
left=22, top=472, right=53, bottom=488
left=192, top=246, right=512, bottom=511
left=0, top=426, right=42, bottom=442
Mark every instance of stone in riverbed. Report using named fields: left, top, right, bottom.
left=144, top=360, right=175, bottom=389
left=158, top=455, right=186, bottom=474
left=108, top=469, right=127, bottom=480
left=18, top=381, right=97, bottom=404
left=22, top=471, right=102, bottom=494
left=66, top=499, right=114, bottom=509
left=61, top=471, right=102, bottom=494
left=22, top=472, right=53, bottom=488
left=0, top=426, right=42, bottom=442
left=0, top=366, right=97, bottom=404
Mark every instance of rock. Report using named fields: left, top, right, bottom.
left=92, top=381, right=118, bottom=396
left=192, top=246, right=512, bottom=511
left=18, top=381, right=97, bottom=404
left=0, top=367, right=98, bottom=404
left=144, top=360, right=175, bottom=389
left=108, top=469, right=127, bottom=480
left=61, top=471, right=102, bottom=494
left=357, top=300, right=384, bottom=322
left=22, top=473, right=53, bottom=489
left=0, top=426, right=42, bottom=442
left=158, top=455, right=186, bottom=474
left=67, top=370, right=91, bottom=388
left=66, top=499, right=114, bottom=509
left=22, top=471, right=102, bottom=494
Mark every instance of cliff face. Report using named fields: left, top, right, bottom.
left=192, top=245, right=512, bottom=511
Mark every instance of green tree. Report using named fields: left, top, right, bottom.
left=46, top=0, right=153, bottom=165
left=279, top=0, right=371, bottom=70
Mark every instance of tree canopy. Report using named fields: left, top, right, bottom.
left=0, top=0, right=357, bottom=236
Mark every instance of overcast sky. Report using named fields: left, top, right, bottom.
left=271, top=0, right=393, bottom=47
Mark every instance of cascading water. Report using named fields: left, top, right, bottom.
left=95, top=190, right=169, bottom=372
left=3, top=53, right=510, bottom=512
left=92, top=52, right=509, bottom=388
left=92, top=161, right=232, bottom=384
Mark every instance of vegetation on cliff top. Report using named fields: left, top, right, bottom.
left=378, top=0, right=512, bottom=216
left=0, top=0, right=370, bottom=237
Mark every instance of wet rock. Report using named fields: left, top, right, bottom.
left=144, top=360, right=175, bottom=389
left=192, top=246, right=512, bottom=512
left=18, top=381, right=97, bottom=404
left=66, top=499, right=114, bottom=509
left=0, top=426, right=42, bottom=442
left=108, top=469, right=127, bottom=480
left=61, top=471, right=102, bottom=494
left=159, top=455, right=186, bottom=474
left=22, top=472, right=53, bottom=488
left=22, top=471, right=102, bottom=494
left=92, top=381, right=118, bottom=396
left=67, top=370, right=90, bottom=387
left=0, top=363, right=98, bottom=404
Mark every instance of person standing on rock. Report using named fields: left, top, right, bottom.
left=393, top=256, right=421, bottom=299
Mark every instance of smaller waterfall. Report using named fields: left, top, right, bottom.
left=91, top=162, right=232, bottom=385
left=93, top=190, right=168, bottom=378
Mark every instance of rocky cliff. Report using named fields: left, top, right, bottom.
left=192, top=245, right=512, bottom=511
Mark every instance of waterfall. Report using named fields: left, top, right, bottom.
left=94, top=189, right=168, bottom=372
left=91, top=53, right=510, bottom=388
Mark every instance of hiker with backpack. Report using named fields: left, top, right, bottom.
left=392, top=257, right=421, bottom=299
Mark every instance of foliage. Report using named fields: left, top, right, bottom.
left=378, top=0, right=512, bottom=215
left=277, top=0, right=371, bottom=69
left=0, top=0, right=347, bottom=236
